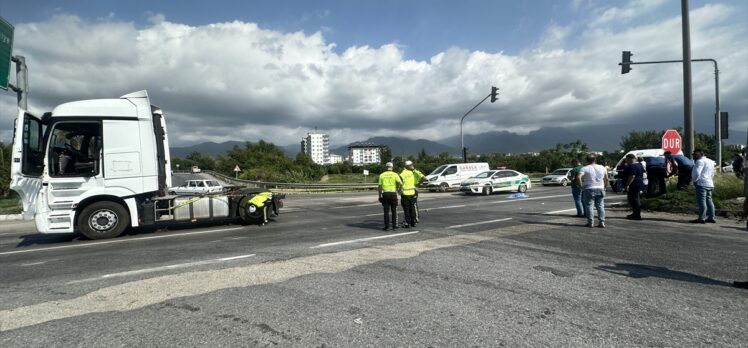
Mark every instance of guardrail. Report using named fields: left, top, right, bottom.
left=196, top=170, right=379, bottom=192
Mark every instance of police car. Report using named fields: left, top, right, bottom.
left=460, top=170, right=531, bottom=195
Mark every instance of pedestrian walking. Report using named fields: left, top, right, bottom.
left=568, top=159, right=585, bottom=218
left=576, top=154, right=609, bottom=228
left=664, top=151, right=694, bottom=190
left=644, top=156, right=667, bottom=196
left=378, top=162, right=403, bottom=231
left=690, top=149, right=716, bottom=224
left=399, top=160, right=425, bottom=228
left=623, top=154, right=645, bottom=220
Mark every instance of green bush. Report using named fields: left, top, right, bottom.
left=640, top=174, right=744, bottom=213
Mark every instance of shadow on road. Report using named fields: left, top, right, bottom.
left=15, top=233, right=82, bottom=247
left=596, top=263, right=732, bottom=287
left=346, top=220, right=387, bottom=230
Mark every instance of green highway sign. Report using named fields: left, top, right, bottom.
left=0, top=16, right=13, bottom=91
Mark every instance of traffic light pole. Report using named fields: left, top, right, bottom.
left=622, top=58, right=721, bottom=169
left=460, top=93, right=492, bottom=163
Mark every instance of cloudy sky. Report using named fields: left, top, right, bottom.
left=0, top=0, right=746, bottom=147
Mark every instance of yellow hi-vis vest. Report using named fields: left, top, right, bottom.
left=378, top=170, right=402, bottom=192
left=249, top=192, right=273, bottom=208
left=400, top=168, right=424, bottom=196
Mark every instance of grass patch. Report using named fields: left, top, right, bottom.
left=322, top=173, right=380, bottom=184
left=641, top=174, right=744, bottom=214
left=0, top=195, right=22, bottom=215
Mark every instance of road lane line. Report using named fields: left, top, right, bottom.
left=426, top=204, right=467, bottom=210
left=544, top=208, right=578, bottom=215
left=20, top=261, right=48, bottom=266
left=69, top=254, right=257, bottom=283
left=447, top=218, right=512, bottom=229
left=489, top=193, right=568, bottom=203
left=311, top=231, right=420, bottom=248
left=331, top=203, right=380, bottom=209
left=0, top=227, right=246, bottom=257
left=217, top=254, right=255, bottom=261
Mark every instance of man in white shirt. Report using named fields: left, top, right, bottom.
left=576, top=154, right=609, bottom=228
left=691, top=149, right=716, bottom=223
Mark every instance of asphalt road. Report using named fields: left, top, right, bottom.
left=0, top=184, right=746, bottom=347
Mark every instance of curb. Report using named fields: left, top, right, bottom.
left=0, top=214, right=24, bottom=222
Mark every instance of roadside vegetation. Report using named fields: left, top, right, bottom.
left=0, top=130, right=742, bottom=215
left=641, top=174, right=744, bottom=215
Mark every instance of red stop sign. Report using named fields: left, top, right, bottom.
left=662, top=129, right=682, bottom=154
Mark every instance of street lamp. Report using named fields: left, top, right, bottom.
left=460, top=87, right=499, bottom=162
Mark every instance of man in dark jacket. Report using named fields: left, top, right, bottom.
left=665, top=152, right=694, bottom=190
left=623, top=154, right=645, bottom=220
left=644, top=156, right=667, bottom=196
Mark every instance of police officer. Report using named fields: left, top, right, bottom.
left=378, top=162, right=402, bottom=231
left=400, top=160, right=425, bottom=228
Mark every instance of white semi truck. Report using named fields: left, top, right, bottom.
left=10, top=91, right=282, bottom=239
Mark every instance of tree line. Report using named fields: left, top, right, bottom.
left=1, top=129, right=743, bottom=197
left=170, top=129, right=742, bottom=182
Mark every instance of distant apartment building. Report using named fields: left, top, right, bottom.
left=301, top=132, right=330, bottom=165
left=348, top=142, right=382, bottom=165
left=327, top=154, right=343, bottom=164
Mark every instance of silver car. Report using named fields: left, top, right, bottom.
left=169, top=180, right=224, bottom=195
left=541, top=168, right=573, bottom=186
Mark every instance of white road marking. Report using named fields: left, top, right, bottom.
left=69, top=254, right=257, bottom=283
left=331, top=203, right=380, bottom=209
left=426, top=204, right=467, bottom=210
left=0, top=227, right=246, bottom=257
left=312, top=231, right=420, bottom=248
left=227, top=236, right=249, bottom=240
left=217, top=254, right=255, bottom=261
left=20, top=261, right=48, bottom=266
left=544, top=208, right=578, bottom=215
left=488, top=193, right=568, bottom=203
left=446, top=218, right=513, bottom=229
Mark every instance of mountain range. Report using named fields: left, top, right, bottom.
left=170, top=126, right=746, bottom=159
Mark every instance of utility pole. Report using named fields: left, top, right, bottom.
left=681, top=0, right=694, bottom=158
left=8, top=55, right=27, bottom=109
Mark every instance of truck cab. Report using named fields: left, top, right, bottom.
left=10, top=91, right=172, bottom=238
left=11, top=91, right=282, bottom=240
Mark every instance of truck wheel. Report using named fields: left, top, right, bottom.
left=483, top=186, right=492, bottom=196
left=439, top=183, right=449, bottom=192
left=238, top=196, right=265, bottom=225
left=518, top=183, right=528, bottom=193
left=78, top=201, right=130, bottom=240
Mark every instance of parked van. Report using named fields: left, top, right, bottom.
left=424, top=162, right=490, bottom=192
left=609, top=148, right=682, bottom=191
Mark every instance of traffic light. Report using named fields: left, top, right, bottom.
left=490, top=86, right=499, bottom=103
left=621, top=51, right=633, bottom=74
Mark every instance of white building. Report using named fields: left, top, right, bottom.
left=348, top=142, right=382, bottom=165
left=301, top=132, right=330, bottom=165
left=326, top=154, right=343, bottom=164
